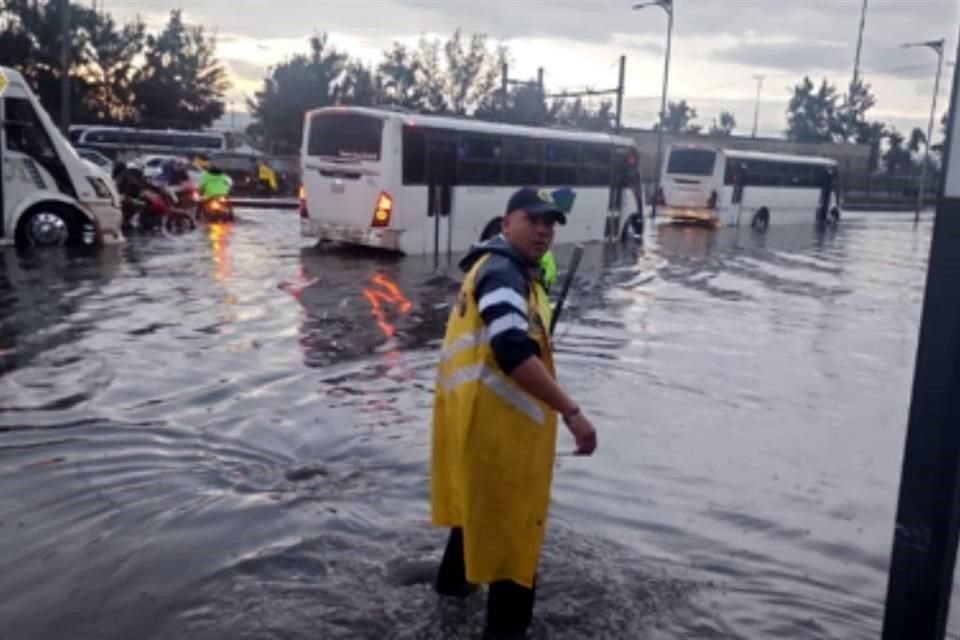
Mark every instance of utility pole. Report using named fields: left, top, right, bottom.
left=633, top=0, right=673, bottom=218
left=537, top=67, right=544, bottom=92
left=902, top=38, right=946, bottom=222
left=882, top=31, right=960, bottom=640
left=852, top=0, right=869, bottom=90
left=59, top=0, right=70, bottom=135
left=751, top=75, right=764, bottom=138
left=615, top=55, right=626, bottom=132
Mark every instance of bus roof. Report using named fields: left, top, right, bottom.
left=723, top=148, right=838, bottom=166
left=667, top=141, right=838, bottom=166
left=306, top=105, right=637, bottom=147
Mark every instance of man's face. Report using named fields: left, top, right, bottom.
left=502, top=209, right=556, bottom=262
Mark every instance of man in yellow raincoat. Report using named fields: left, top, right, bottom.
left=431, top=187, right=598, bottom=639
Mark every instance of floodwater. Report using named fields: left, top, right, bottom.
left=0, top=210, right=949, bottom=639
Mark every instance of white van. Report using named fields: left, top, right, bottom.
left=1, top=66, right=123, bottom=247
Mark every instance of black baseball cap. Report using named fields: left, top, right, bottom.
left=505, top=187, right=567, bottom=225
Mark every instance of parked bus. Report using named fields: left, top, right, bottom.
left=73, top=125, right=227, bottom=161
left=1, top=66, right=123, bottom=248
left=299, top=106, right=641, bottom=256
left=656, top=144, right=841, bottom=230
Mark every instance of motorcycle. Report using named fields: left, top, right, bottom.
left=197, top=194, right=235, bottom=223
left=121, top=186, right=196, bottom=234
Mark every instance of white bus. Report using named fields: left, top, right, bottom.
left=72, top=125, right=227, bottom=161
left=299, top=106, right=641, bottom=257
left=1, top=66, right=123, bottom=248
left=656, top=144, right=841, bottom=230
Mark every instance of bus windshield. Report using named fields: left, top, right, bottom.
left=307, top=113, right=382, bottom=161
left=667, top=148, right=716, bottom=176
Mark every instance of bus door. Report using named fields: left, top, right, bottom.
left=607, top=147, right=631, bottom=240
left=424, top=132, right=456, bottom=268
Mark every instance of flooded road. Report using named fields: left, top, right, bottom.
left=0, top=210, right=945, bottom=638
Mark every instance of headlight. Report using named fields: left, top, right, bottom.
left=87, top=176, right=117, bottom=207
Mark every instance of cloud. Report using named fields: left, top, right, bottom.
left=712, top=38, right=849, bottom=74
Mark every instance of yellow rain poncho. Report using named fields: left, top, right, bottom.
left=430, top=253, right=557, bottom=589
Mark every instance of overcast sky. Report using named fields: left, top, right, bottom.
left=105, top=0, right=960, bottom=139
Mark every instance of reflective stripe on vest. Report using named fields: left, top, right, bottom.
left=440, top=362, right=546, bottom=426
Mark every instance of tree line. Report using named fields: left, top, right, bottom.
left=0, top=1, right=229, bottom=129
left=246, top=30, right=618, bottom=153
left=0, top=0, right=943, bottom=175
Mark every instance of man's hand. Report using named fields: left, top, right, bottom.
left=566, top=412, right=597, bottom=456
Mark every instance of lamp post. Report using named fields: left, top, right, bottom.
left=633, top=0, right=673, bottom=218
left=902, top=38, right=945, bottom=223
left=751, top=74, right=764, bottom=138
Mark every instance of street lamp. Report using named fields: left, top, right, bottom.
left=901, top=37, right=945, bottom=223
left=633, top=0, right=673, bottom=219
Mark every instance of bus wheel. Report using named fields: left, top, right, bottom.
left=480, top=217, right=503, bottom=242
left=16, top=205, right=86, bottom=248
left=751, top=207, right=770, bottom=232
left=621, top=212, right=644, bottom=241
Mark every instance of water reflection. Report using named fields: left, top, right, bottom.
left=206, top=222, right=233, bottom=281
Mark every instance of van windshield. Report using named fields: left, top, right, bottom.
left=667, top=149, right=717, bottom=176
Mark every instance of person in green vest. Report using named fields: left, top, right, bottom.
left=539, top=187, right=576, bottom=293
left=198, top=164, right=231, bottom=200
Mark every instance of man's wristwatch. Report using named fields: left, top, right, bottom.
left=562, top=406, right=581, bottom=425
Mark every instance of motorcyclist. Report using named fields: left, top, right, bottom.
left=112, top=162, right=173, bottom=230
left=198, top=164, right=231, bottom=201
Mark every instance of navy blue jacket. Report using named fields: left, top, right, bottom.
left=459, top=235, right=542, bottom=374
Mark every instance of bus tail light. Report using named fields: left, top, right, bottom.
left=298, top=184, right=309, bottom=219
left=707, top=190, right=718, bottom=209
left=371, top=191, right=393, bottom=228
left=656, top=186, right=666, bottom=206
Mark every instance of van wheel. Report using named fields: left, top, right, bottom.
left=621, top=212, right=644, bottom=241
left=480, top=217, right=503, bottom=242
left=16, top=205, right=87, bottom=248
left=751, top=207, right=770, bottom=232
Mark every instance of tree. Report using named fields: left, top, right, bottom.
left=377, top=42, right=424, bottom=109
left=785, top=76, right=840, bottom=142
left=656, top=100, right=699, bottom=134
left=549, top=97, right=615, bottom=131
left=341, top=61, right=383, bottom=106
left=410, top=30, right=503, bottom=115
left=708, top=111, right=736, bottom=137
left=0, top=0, right=94, bottom=121
left=908, top=127, right=927, bottom=154
left=247, top=34, right=349, bottom=152
left=932, top=112, right=948, bottom=155
left=837, top=78, right=877, bottom=143
left=78, top=9, right=145, bottom=122
left=883, top=129, right=913, bottom=175
left=132, top=9, right=229, bottom=128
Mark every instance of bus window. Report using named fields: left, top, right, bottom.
left=502, top=137, right=542, bottom=163
left=504, top=163, right=542, bottom=185
left=501, top=136, right=541, bottom=185
left=402, top=125, right=426, bottom=184
left=545, top=165, right=577, bottom=185
left=307, top=112, right=382, bottom=160
left=666, top=148, right=716, bottom=176
left=4, top=97, right=76, bottom=197
left=459, top=135, right=501, bottom=161
left=545, top=142, right=579, bottom=164
left=581, top=144, right=612, bottom=186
